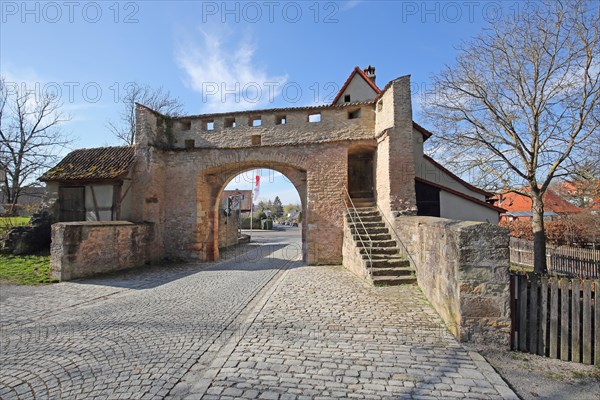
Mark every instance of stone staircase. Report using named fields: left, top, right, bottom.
left=346, top=199, right=416, bottom=286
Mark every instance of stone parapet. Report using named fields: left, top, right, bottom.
left=136, top=103, right=375, bottom=150
left=50, top=221, right=156, bottom=281
left=393, top=216, right=511, bottom=347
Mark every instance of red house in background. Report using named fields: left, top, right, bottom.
left=494, top=189, right=582, bottom=222
left=555, top=180, right=600, bottom=210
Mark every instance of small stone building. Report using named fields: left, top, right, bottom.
left=40, top=146, right=135, bottom=222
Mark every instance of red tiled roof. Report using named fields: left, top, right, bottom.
left=332, top=66, right=381, bottom=105
left=40, top=146, right=135, bottom=182
left=494, top=189, right=582, bottom=214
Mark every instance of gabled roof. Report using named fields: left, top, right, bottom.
left=494, top=189, right=582, bottom=214
left=413, top=122, right=432, bottom=141
left=332, top=66, right=381, bottom=105
left=423, top=155, right=493, bottom=197
left=40, top=146, right=135, bottom=182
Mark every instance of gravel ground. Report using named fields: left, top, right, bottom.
left=478, top=347, right=600, bottom=399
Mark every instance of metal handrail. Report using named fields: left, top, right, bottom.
left=341, top=186, right=373, bottom=277
left=376, top=204, right=417, bottom=271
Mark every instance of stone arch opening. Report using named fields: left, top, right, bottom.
left=195, top=161, right=307, bottom=263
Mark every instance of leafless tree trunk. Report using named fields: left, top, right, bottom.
left=107, top=83, right=184, bottom=145
left=0, top=78, right=71, bottom=213
left=423, top=0, right=600, bottom=273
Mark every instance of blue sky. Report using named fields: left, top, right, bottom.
left=1, top=0, right=520, bottom=204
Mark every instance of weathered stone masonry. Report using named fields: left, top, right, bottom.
left=129, top=78, right=417, bottom=264
left=44, top=68, right=511, bottom=346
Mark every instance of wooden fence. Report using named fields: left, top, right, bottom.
left=511, top=273, right=599, bottom=365
left=510, top=237, right=600, bottom=279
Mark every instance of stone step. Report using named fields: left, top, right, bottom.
left=353, top=233, right=392, bottom=241
left=372, top=275, right=417, bottom=286
left=370, top=266, right=414, bottom=277
left=351, top=226, right=388, bottom=235
left=348, top=207, right=377, bottom=213
left=350, top=196, right=374, bottom=202
left=351, top=200, right=375, bottom=208
left=365, top=258, right=411, bottom=268
left=350, top=199, right=375, bottom=206
left=349, top=221, right=385, bottom=229
left=346, top=215, right=382, bottom=223
left=355, top=240, right=397, bottom=248
left=359, top=247, right=399, bottom=255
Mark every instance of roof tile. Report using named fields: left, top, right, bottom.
left=40, top=146, right=135, bottom=182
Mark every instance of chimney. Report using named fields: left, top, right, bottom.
left=364, top=65, right=376, bottom=84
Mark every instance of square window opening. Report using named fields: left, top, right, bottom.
left=275, top=115, right=287, bottom=125
left=181, top=120, right=192, bottom=130
left=204, top=120, right=215, bottom=131
left=348, top=109, right=361, bottom=119
left=250, top=116, right=262, bottom=127
left=344, top=94, right=351, bottom=103
left=224, top=117, right=236, bottom=128
left=308, top=113, right=321, bottom=123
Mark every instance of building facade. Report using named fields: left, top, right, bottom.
left=43, top=66, right=502, bottom=264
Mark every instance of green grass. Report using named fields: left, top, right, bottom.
left=0, top=216, right=31, bottom=235
left=0, top=254, right=56, bottom=285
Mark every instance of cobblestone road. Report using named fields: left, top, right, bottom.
left=1, top=228, right=516, bottom=399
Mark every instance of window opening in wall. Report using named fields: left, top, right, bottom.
left=348, top=109, right=361, bottom=119
left=308, top=113, right=321, bottom=123
left=344, top=95, right=351, bottom=102
left=250, top=116, right=262, bottom=127
left=275, top=115, right=286, bottom=125
left=224, top=117, right=236, bottom=128
left=204, top=120, right=215, bottom=131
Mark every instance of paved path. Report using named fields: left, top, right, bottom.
left=1, top=228, right=516, bottom=399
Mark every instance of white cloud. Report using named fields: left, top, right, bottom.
left=175, top=28, right=288, bottom=113
left=341, top=0, right=362, bottom=11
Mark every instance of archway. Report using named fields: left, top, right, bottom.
left=195, top=161, right=307, bottom=263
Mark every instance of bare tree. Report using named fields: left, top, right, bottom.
left=108, top=83, right=184, bottom=145
left=0, top=77, right=71, bottom=213
left=423, top=0, right=600, bottom=273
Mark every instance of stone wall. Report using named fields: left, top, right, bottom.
left=138, top=103, right=375, bottom=150
left=218, top=209, right=239, bottom=249
left=130, top=136, right=367, bottom=264
left=128, top=77, right=421, bottom=266
left=342, top=213, right=370, bottom=280
left=50, top=221, right=156, bottom=281
left=393, top=216, right=511, bottom=347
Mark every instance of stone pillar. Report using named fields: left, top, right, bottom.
left=374, top=76, right=417, bottom=220
left=393, top=216, right=511, bottom=347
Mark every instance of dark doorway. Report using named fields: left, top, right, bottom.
left=415, top=180, right=440, bottom=217
left=348, top=152, right=374, bottom=199
left=59, top=186, right=85, bottom=221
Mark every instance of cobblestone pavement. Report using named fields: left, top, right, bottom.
left=0, top=231, right=300, bottom=400
left=172, top=263, right=517, bottom=400
left=1, top=228, right=516, bottom=399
